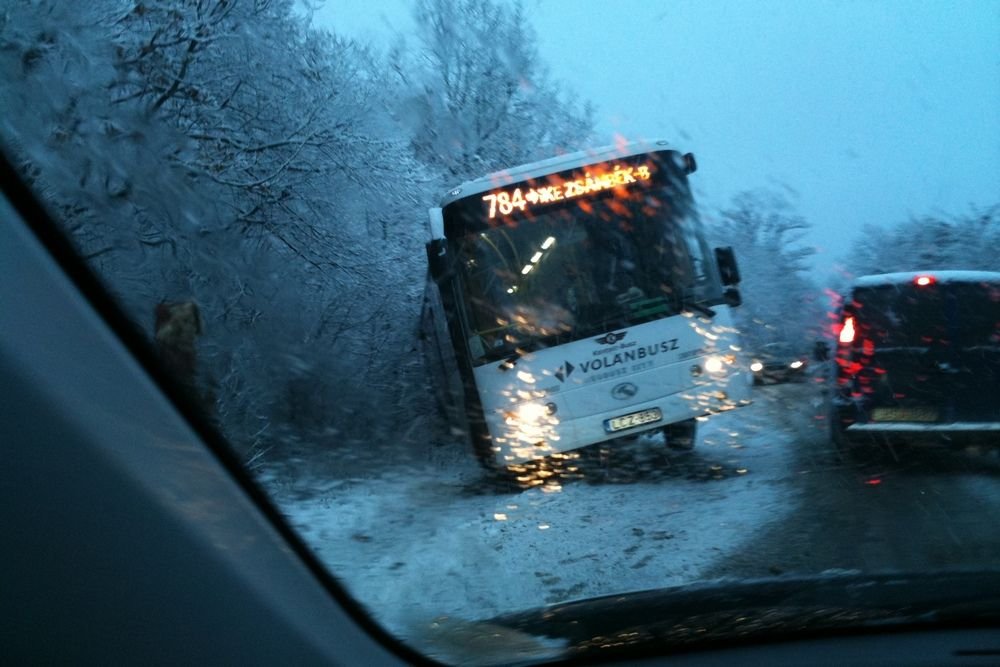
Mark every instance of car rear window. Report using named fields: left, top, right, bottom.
left=850, top=281, right=1000, bottom=348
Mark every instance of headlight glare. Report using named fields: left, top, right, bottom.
left=515, top=402, right=548, bottom=424
left=704, top=355, right=726, bottom=374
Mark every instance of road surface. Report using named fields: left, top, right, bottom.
left=256, top=381, right=1000, bottom=644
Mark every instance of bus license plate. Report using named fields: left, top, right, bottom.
left=872, top=407, right=939, bottom=423
left=605, top=408, right=663, bottom=433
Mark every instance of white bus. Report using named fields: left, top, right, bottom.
left=421, top=140, right=752, bottom=472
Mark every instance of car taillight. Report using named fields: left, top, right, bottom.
left=914, top=274, right=936, bottom=286
left=838, top=316, right=856, bottom=344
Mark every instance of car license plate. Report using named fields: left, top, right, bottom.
left=872, top=407, right=939, bottom=423
left=605, top=408, right=663, bottom=433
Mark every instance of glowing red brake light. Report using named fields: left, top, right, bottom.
left=839, top=316, right=856, bottom=344
left=914, top=274, right=936, bottom=286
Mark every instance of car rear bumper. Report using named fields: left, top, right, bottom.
left=847, top=422, right=1000, bottom=432
left=832, top=398, right=1000, bottom=447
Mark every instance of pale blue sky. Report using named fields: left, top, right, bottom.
left=311, top=0, right=999, bottom=275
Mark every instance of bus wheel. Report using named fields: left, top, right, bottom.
left=664, top=419, right=697, bottom=451
left=482, top=459, right=542, bottom=492
left=470, top=439, right=532, bottom=490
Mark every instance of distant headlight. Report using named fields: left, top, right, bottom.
left=789, top=360, right=804, bottom=369
left=750, top=361, right=764, bottom=373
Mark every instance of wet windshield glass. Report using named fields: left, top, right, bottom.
left=851, top=280, right=1000, bottom=349
left=2, top=0, right=999, bottom=664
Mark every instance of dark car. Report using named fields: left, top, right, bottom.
left=749, top=342, right=809, bottom=385
left=829, top=271, right=1000, bottom=453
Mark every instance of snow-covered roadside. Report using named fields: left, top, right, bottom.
left=256, top=387, right=809, bottom=639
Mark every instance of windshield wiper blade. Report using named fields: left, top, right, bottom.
left=483, top=570, right=1000, bottom=661
left=682, top=297, right=716, bottom=319
left=498, top=351, right=520, bottom=371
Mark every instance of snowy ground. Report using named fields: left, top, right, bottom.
left=256, top=383, right=821, bottom=642
left=255, top=374, right=1000, bottom=664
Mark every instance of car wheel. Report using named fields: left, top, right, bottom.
left=664, top=418, right=697, bottom=451
left=830, top=415, right=886, bottom=465
left=829, top=410, right=855, bottom=456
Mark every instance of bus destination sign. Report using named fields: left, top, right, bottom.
left=482, top=162, right=652, bottom=219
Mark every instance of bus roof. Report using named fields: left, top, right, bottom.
left=852, top=270, right=1000, bottom=288
left=438, top=139, right=680, bottom=206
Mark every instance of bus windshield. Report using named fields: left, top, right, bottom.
left=448, top=166, right=719, bottom=362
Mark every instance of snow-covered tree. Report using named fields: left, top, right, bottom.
left=1, top=0, right=601, bottom=465
left=842, top=204, right=999, bottom=278
left=396, top=0, right=594, bottom=183
left=709, top=189, right=824, bottom=350
left=1, top=0, right=431, bottom=460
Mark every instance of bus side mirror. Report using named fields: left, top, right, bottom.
left=813, top=340, right=830, bottom=362
left=426, top=239, right=452, bottom=282
left=683, top=152, right=697, bottom=174
left=723, top=287, right=742, bottom=308
left=715, top=246, right=741, bottom=286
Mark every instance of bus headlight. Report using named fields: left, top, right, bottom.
left=510, top=402, right=549, bottom=425
left=504, top=402, right=559, bottom=444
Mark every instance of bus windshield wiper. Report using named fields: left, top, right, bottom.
left=682, top=296, right=716, bottom=319
left=498, top=351, right=521, bottom=371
